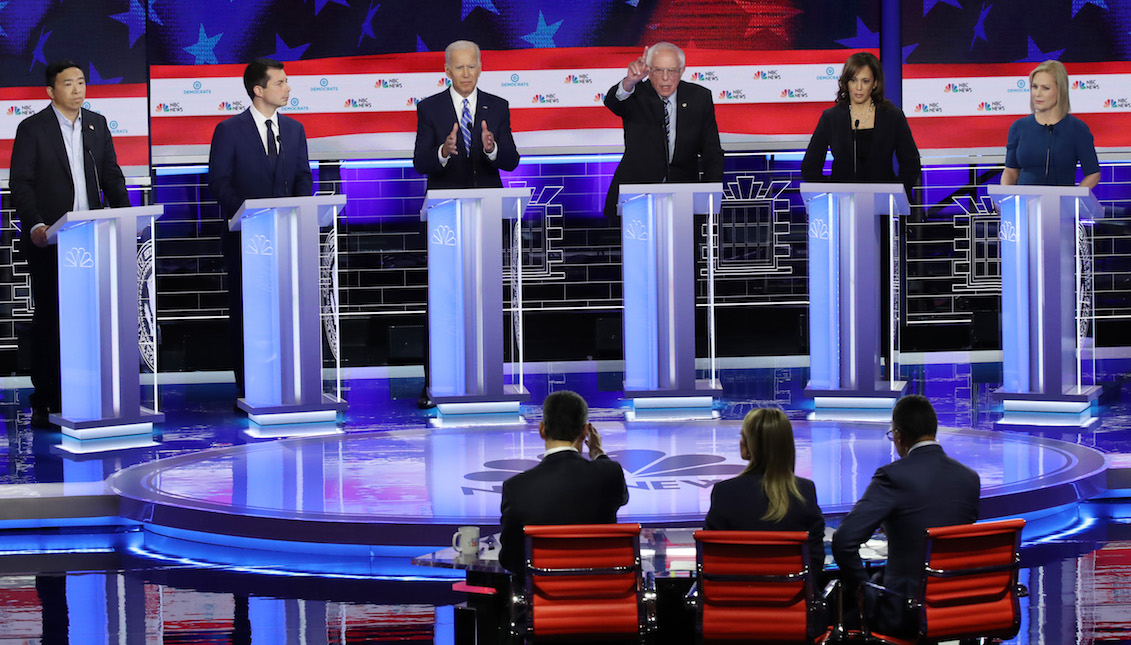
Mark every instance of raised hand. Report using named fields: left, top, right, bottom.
left=442, top=122, right=460, bottom=158
left=622, top=46, right=650, bottom=92
left=480, top=121, right=495, bottom=154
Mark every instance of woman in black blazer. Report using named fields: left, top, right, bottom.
left=705, top=408, right=825, bottom=577
left=801, top=52, right=921, bottom=198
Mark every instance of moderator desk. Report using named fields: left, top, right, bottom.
left=412, top=528, right=887, bottom=644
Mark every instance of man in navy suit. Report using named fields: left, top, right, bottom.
left=603, top=43, right=724, bottom=217
left=411, top=41, right=519, bottom=408
left=10, top=60, right=130, bottom=428
left=832, top=395, right=981, bottom=636
left=498, top=390, right=629, bottom=575
left=413, top=40, right=519, bottom=190
left=208, top=58, right=313, bottom=398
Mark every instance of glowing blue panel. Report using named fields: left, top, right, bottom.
left=242, top=210, right=284, bottom=406
left=58, top=223, right=104, bottom=421
left=427, top=199, right=467, bottom=397
left=621, top=194, right=658, bottom=390
left=999, top=195, right=1030, bottom=393
left=807, top=193, right=839, bottom=390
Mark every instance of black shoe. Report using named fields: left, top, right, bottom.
left=416, top=387, right=435, bottom=410
left=30, top=407, right=52, bottom=429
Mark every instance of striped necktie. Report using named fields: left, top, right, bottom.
left=663, top=97, right=672, bottom=162
left=461, top=98, right=473, bottom=156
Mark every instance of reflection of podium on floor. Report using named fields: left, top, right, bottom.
left=230, top=195, right=346, bottom=425
left=46, top=205, right=164, bottom=442
left=420, top=188, right=532, bottom=415
left=618, top=183, right=723, bottom=414
left=800, top=182, right=909, bottom=421
left=989, top=185, right=1102, bottom=428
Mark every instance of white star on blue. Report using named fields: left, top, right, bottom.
left=969, top=2, right=991, bottom=50
left=923, top=0, right=961, bottom=15
left=184, top=24, right=222, bottom=65
left=1013, top=36, right=1065, bottom=62
left=522, top=11, right=563, bottom=48
left=416, top=36, right=429, bottom=52
left=1072, top=0, right=1107, bottom=17
left=835, top=18, right=879, bottom=49
left=313, top=0, right=350, bottom=15
left=270, top=34, right=310, bottom=61
left=0, top=2, right=9, bottom=39
left=626, top=0, right=640, bottom=7
left=111, top=0, right=147, bottom=48
left=29, top=28, right=50, bottom=73
left=358, top=2, right=380, bottom=46
left=88, top=63, right=122, bottom=85
left=462, top=0, right=499, bottom=21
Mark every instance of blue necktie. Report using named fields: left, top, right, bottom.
left=461, top=98, right=472, bottom=157
left=664, top=98, right=673, bottom=162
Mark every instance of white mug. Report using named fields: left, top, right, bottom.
left=452, top=526, right=480, bottom=556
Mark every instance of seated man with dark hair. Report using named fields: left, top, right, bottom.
left=498, top=390, right=629, bottom=575
left=831, top=394, right=981, bottom=636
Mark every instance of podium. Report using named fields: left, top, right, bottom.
left=800, top=183, right=909, bottom=420
left=618, top=183, right=723, bottom=412
left=988, top=185, right=1102, bottom=428
left=420, top=188, right=532, bottom=414
left=229, top=195, right=346, bottom=425
left=46, top=205, right=164, bottom=440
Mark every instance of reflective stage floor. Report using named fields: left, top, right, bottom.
left=1, top=358, right=1130, bottom=643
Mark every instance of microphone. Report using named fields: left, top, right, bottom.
left=276, top=133, right=288, bottom=192
left=853, top=119, right=860, bottom=181
left=85, top=146, right=104, bottom=209
left=1044, top=122, right=1054, bottom=185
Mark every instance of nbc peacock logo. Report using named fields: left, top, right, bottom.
left=913, top=103, right=942, bottom=113
left=531, top=94, right=559, bottom=104
left=564, top=74, right=592, bottom=84
left=460, top=449, right=745, bottom=495
left=1103, top=98, right=1131, bottom=109
left=153, top=102, right=183, bottom=113
left=780, top=88, right=808, bottom=99
left=976, top=101, right=1004, bottom=112
left=752, top=70, right=780, bottom=80
left=943, top=82, right=972, bottom=93
left=691, top=71, right=718, bottom=82
left=407, top=96, right=422, bottom=106
left=343, top=98, right=372, bottom=109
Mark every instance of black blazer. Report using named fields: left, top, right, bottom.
left=705, top=472, right=826, bottom=576
left=10, top=106, right=129, bottom=249
left=498, top=450, right=629, bottom=575
left=412, top=88, right=519, bottom=190
left=800, top=102, right=921, bottom=198
left=208, top=108, right=314, bottom=221
left=831, top=444, right=980, bottom=599
left=603, top=80, right=724, bottom=217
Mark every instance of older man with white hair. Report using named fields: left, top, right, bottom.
left=603, top=42, right=724, bottom=217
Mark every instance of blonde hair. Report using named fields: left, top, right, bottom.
left=740, top=408, right=804, bottom=523
left=1029, top=60, right=1070, bottom=119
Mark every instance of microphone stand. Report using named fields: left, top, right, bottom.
left=853, top=119, right=860, bottom=180
left=1044, top=123, right=1054, bottom=185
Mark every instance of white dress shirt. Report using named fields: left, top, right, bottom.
left=438, top=86, right=498, bottom=166
left=249, top=105, right=282, bottom=156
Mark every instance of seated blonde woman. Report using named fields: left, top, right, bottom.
left=705, top=408, right=825, bottom=576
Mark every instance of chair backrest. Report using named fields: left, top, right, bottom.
left=918, top=518, right=1025, bottom=641
left=693, top=530, right=812, bottom=643
left=524, top=523, right=644, bottom=641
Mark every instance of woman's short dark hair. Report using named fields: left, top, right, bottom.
left=836, top=52, right=885, bottom=107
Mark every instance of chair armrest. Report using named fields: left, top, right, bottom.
left=684, top=580, right=699, bottom=610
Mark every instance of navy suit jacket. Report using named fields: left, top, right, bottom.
left=208, top=108, right=313, bottom=221
left=603, top=79, right=724, bottom=217
left=498, top=450, right=629, bottom=575
left=705, top=472, right=826, bottom=576
left=10, top=106, right=129, bottom=250
left=412, top=88, right=519, bottom=189
left=831, top=444, right=980, bottom=600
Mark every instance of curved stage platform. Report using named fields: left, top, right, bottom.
left=108, top=417, right=1109, bottom=563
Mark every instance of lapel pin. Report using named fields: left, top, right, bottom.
left=682, top=103, right=687, bottom=108
left=88, top=124, right=94, bottom=130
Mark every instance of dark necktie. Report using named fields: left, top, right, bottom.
left=266, top=119, right=278, bottom=166
left=663, top=98, right=672, bottom=162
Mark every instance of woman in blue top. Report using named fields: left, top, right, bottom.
left=1002, top=60, right=1100, bottom=188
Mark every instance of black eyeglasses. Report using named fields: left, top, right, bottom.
left=885, top=429, right=895, bottom=441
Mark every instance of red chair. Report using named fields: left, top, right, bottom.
left=692, top=530, right=831, bottom=644
left=862, top=518, right=1027, bottom=645
left=521, top=523, right=653, bottom=642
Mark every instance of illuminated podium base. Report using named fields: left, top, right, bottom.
left=432, top=384, right=529, bottom=418
left=237, top=395, right=347, bottom=426
left=993, top=386, right=1101, bottom=430
left=50, top=408, right=164, bottom=439
left=624, top=380, right=721, bottom=421
left=807, top=381, right=909, bottom=423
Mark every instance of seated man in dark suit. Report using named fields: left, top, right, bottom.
left=499, top=390, right=629, bottom=575
left=831, top=394, right=981, bottom=636
left=603, top=42, right=724, bottom=217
